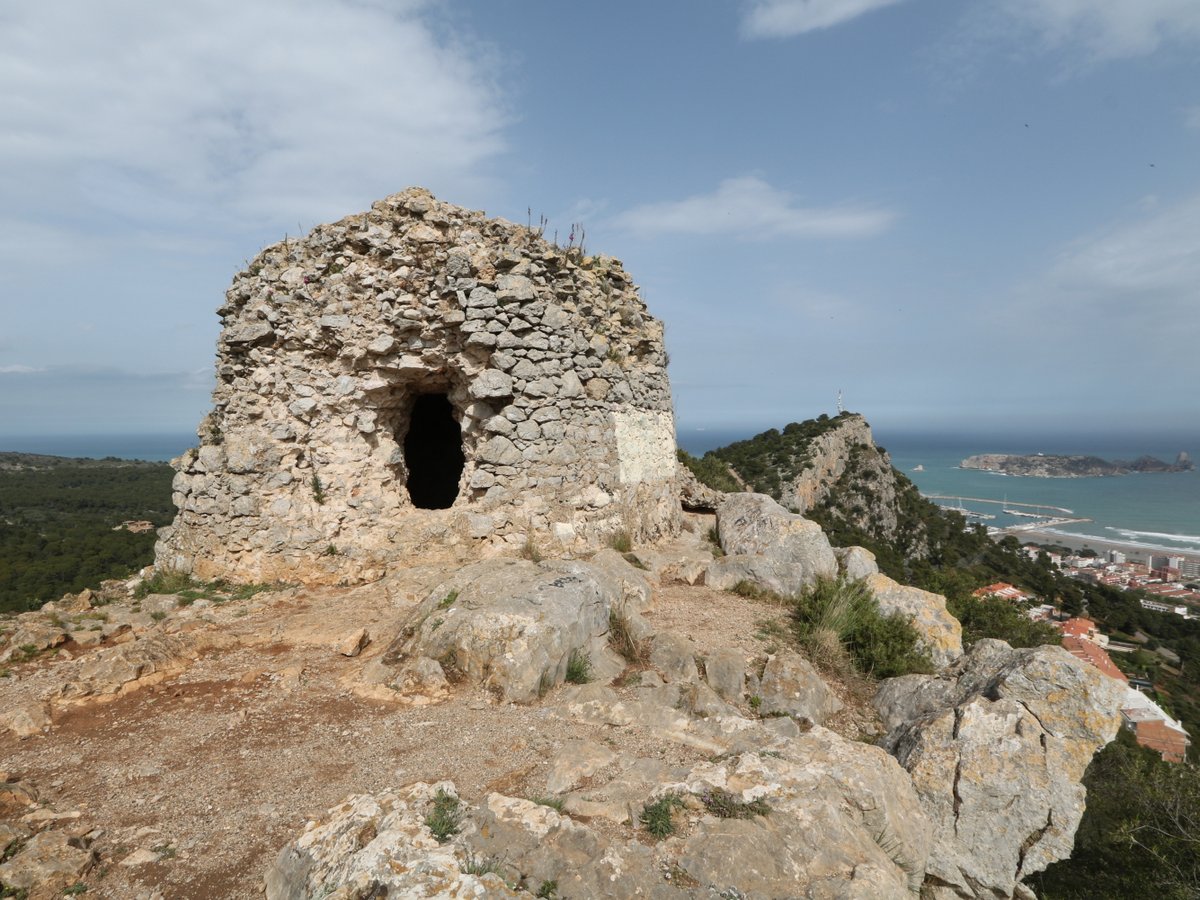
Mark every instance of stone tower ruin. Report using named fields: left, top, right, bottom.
left=156, top=188, right=680, bottom=583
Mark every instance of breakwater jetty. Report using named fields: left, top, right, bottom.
left=924, top=495, right=1090, bottom=534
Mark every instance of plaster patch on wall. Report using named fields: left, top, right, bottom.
left=613, top=409, right=677, bottom=485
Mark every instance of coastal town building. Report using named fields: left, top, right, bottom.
left=1119, top=692, right=1192, bottom=764
left=1054, top=617, right=1192, bottom=763
left=1061, top=636, right=1127, bottom=682
left=1060, top=557, right=1200, bottom=614
left=971, top=581, right=1033, bottom=603
left=1060, top=617, right=1107, bottom=646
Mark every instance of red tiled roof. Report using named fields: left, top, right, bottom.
left=1135, top=720, right=1191, bottom=764
left=1062, top=636, right=1128, bottom=683
left=972, top=582, right=1029, bottom=600
left=1060, top=618, right=1097, bottom=639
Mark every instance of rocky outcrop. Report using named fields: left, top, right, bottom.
left=268, top=725, right=932, bottom=899
left=677, top=461, right=726, bottom=511
left=158, top=187, right=680, bottom=585
left=0, top=830, right=95, bottom=898
left=774, top=413, right=880, bottom=515
left=372, top=553, right=651, bottom=702
left=756, top=650, right=843, bottom=723
left=866, top=573, right=963, bottom=668
left=875, top=640, right=1126, bottom=898
left=836, top=545, right=879, bottom=580
left=706, top=493, right=837, bottom=596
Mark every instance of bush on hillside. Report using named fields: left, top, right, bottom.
left=946, top=594, right=1060, bottom=649
left=676, top=448, right=740, bottom=493
left=790, top=576, right=934, bottom=678
left=1033, top=729, right=1200, bottom=899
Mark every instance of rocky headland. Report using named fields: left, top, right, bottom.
left=685, top=412, right=939, bottom=564
left=0, top=190, right=1133, bottom=899
left=960, top=452, right=1194, bottom=477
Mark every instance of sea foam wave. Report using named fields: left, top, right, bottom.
left=1039, top=528, right=1200, bottom=554
left=1107, top=527, right=1200, bottom=545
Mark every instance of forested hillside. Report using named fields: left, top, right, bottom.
left=0, top=454, right=175, bottom=612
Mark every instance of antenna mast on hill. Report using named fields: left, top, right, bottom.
left=837, top=389, right=844, bottom=414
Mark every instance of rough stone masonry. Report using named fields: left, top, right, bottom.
left=156, top=188, right=680, bottom=583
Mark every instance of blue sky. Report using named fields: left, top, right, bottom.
left=1, top=0, right=1198, bottom=443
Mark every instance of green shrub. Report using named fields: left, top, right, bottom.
left=535, top=880, right=558, bottom=898
left=677, top=448, right=741, bottom=493
left=790, top=577, right=933, bottom=678
left=461, top=850, right=502, bottom=877
left=528, top=796, right=564, bottom=812
left=640, top=793, right=685, bottom=839
left=424, top=789, right=462, bottom=843
left=608, top=610, right=648, bottom=664
left=565, top=649, right=593, bottom=684
left=1, top=835, right=28, bottom=863
left=1035, top=731, right=1200, bottom=899
left=698, top=788, right=771, bottom=819
left=947, top=594, right=1060, bottom=649
left=135, top=570, right=195, bottom=599
left=608, top=530, right=632, bottom=553
left=730, top=580, right=783, bottom=603
left=0, top=457, right=174, bottom=614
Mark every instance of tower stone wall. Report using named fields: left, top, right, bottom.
left=156, top=188, right=680, bottom=583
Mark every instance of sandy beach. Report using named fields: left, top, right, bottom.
left=1007, top=527, right=1200, bottom=567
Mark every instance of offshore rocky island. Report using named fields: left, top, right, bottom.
left=0, top=190, right=1143, bottom=899
left=960, top=452, right=1194, bottom=478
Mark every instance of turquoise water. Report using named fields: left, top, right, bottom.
left=886, top=442, right=1200, bottom=555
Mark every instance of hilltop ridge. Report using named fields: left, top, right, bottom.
left=681, top=412, right=973, bottom=579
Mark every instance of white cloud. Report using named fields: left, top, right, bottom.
left=742, top=0, right=907, bottom=39
left=1003, top=194, right=1200, bottom=348
left=1050, top=196, right=1200, bottom=302
left=0, top=0, right=508, bottom=235
left=0, top=365, right=43, bottom=374
left=614, top=176, right=895, bottom=240
left=994, top=0, right=1200, bottom=60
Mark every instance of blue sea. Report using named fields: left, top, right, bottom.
left=680, top=426, right=1200, bottom=556
left=0, top=433, right=195, bottom=463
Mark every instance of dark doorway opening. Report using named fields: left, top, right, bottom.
left=403, top=393, right=465, bottom=509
